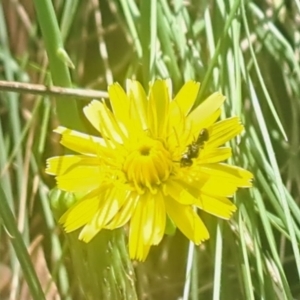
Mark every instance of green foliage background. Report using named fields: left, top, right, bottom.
left=0, top=0, right=300, bottom=299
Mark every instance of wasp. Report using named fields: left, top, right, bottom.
left=180, top=128, right=209, bottom=167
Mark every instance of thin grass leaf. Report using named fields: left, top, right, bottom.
left=0, top=186, right=45, bottom=300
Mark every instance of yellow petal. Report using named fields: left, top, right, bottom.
left=200, top=109, right=221, bottom=129
left=78, top=222, right=100, bottom=243
left=207, top=117, right=244, bottom=149
left=164, top=180, right=198, bottom=205
left=77, top=186, right=129, bottom=243
left=108, top=82, right=130, bottom=127
left=55, top=126, right=106, bottom=155
left=187, top=92, right=225, bottom=129
left=146, top=192, right=166, bottom=245
left=199, top=176, right=239, bottom=197
left=186, top=109, right=222, bottom=143
left=200, top=163, right=253, bottom=188
left=84, top=100, right=127, bottom=144
left=173, top=175, right=239, bottom=200
left=127, top=80, right=148, bottom=132
left=46, top=155, right=99, bottom=175
left=170, top=81, right=200, bottom=126
left=129, top=198, right=151, bottom=261
left=129, top=232, right=151, bottom=262
left=198, top=147, right=232, bottom=164
left=59, top=195, right=99, bottom=232
left=130, top=193, right=165, bottom=248
left=93, top=188, right=128, bottom=227
left=195, top=194, right=237, bottom=219
left=168, top=82, right=201, bottom=151
left=105, top=192, right=138, bottom=229
left=173, top=81, right=200, bottom=115
left=165, top=197, right=209, bottom=244
left=148, top=80, right=170, bottom=137
left=47, top=156, right=103, bottom=193
left=82, top=100, right=102, bottom=133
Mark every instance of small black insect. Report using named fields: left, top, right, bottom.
left=180, top=128, right=209, bottom=167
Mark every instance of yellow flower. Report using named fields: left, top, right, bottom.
left=46, top=79, right=253, bottom=261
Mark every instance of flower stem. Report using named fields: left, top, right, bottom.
left=66, top=230, right=137, bottom=300
left=49, top=187, right=138, bottom=299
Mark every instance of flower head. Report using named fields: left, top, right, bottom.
left=46, top=79, right=253, bottom=261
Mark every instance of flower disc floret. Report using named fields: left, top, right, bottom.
left=124, top=137, right=172, bottom=194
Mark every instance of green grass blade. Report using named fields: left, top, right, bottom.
left=0, top=186, right=45, bottom=300
left=32, top=0, right=83, bottom=130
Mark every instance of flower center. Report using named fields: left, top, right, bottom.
left=123, top=137, right=173, bottom=194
